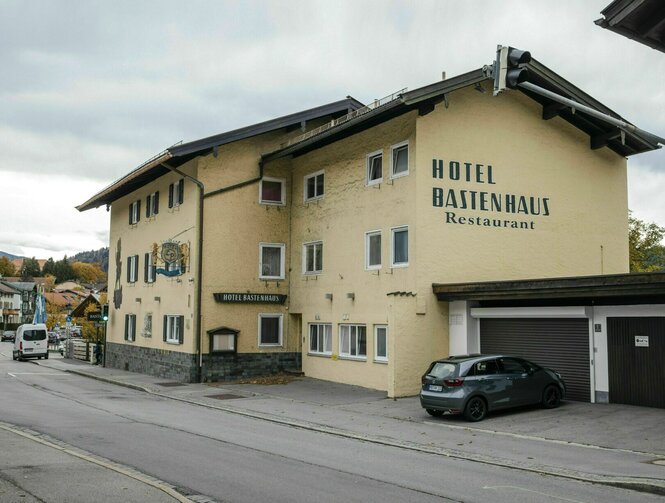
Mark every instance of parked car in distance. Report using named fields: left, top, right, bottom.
left=1, top=330, right=16, bottom=342
left=13, top=323, right=49, bottom=361
left=420, top=354, right=566, bottom=422
left=47, top=331, right=59, bottom=344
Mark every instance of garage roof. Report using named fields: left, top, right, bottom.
left=433, top=272, right=665, bottom=306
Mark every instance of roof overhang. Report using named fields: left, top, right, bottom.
left=77, top=98, right=364, bottom=212
left=596, top=0, right=665, bottom=53
left=433, top=272, right=665, bottom=306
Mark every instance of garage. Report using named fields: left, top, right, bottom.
left=479, top=318, right=591, bottom=402
left=607, top=317, right=665, bottom=408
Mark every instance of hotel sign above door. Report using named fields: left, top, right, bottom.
left=213, top=293, right=287, bottom=305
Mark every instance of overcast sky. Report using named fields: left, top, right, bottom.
left=1, top=0, right=664, bottom=260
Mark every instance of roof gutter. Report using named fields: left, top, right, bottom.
left=518, top=81, right=664, bottom=147
left=76, top=151, right=173, bottom=212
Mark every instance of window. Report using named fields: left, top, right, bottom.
left=303, top=241, right=323, bottom=275
left=374, top=325, right=388, bottom=362
left=169, top=179, right=185, bottom=208
left=304, top=170, right=324, bottom=201
left=146, top=191, right=159, bottom=218
left=144, top=252, right=156, bottom=283
left=259, top=243, right=285, bottom=280
left=129, top=200, right=141, bottom=225
left=259, top=314, right=283, bottom=346
left=391, top=141, right=409, bottom=178
left=142, top=313, right=152, bottom=338
left=391, top=226, right=409, bottom=267
left=309, top=323, right=332, bottom=355
left=366, top=150, right=383, bottom=185
left=124, top=314, right=136, bottom=342
left=499, top=358, right=528, bottom=374
left=260, top=177, right=285, bottom=205
left=127, top=255, right=139, bottom=283
left=164, top=315, right=184, bottom=344
left=339, top=324, right=366, bottom=359
left=365, top=230, right=382, bottom=270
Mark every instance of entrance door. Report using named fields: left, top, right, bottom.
left=607, top=317, right=665, bottom=408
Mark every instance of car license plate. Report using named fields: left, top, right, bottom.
left=429, top=384, right=443, bottom=392
left=24, top=348, right=33, bottom=352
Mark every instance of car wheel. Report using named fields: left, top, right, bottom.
left=44, top=352, right=49, bottom=360
left=12, top=353, right=17, bottom=361
left=426, top=409, right=444, bottom=417
left=542, top=385, right=562, bottom=409
left=463, top=396, right=487, bottom=422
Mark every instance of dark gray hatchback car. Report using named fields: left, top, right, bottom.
left=420, top=354, right=566, bottom=421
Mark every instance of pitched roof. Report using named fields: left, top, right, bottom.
left=263, top=61, right=661, bottom=162
left=77, top=97, right=363, bottom=212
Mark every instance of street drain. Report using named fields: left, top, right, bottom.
left=155, top=382, right=187, bottom=387
left=206, top=394, right=245, bottom=400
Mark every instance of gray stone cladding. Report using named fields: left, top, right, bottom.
left=106, top=342, right=301, bottom=383
left=202, top=352, right=301, bottom=382
left=106, top=342, right=198, bottom=382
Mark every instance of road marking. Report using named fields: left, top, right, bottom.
left=8, top=372, right=68, bottom=377
left=423, top=420, right=659, bottom=457
left=483, top=485, right=588, bottom=502
left=0, top=422, right=192, bottom=503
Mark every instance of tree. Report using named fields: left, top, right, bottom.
left=19, top=257, right=41, bottom=279
left=53, top=256, right=75, bottom=283
left=0, top=256, right=16, bottom=277
left=42, top=257, right=56, bottom=277
left=629, top=214, right=665, bottom=272
left=72, top=261, right=107, bottom=283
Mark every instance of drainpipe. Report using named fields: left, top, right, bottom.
left=162, top=162, right=205, bottom=383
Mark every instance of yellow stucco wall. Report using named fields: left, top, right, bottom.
left=416, top=85, right=629, bottom=285
left=107, top=163, right=200, bottom=354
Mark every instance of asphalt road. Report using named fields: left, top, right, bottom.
left=0, top=342, right=661, bottom=503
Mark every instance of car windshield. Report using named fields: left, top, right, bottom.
left=428, top=362, right=457, bottom=379
left=23, top=329, right=47, bottom=341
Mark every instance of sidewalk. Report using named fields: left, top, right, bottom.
left=0, top=423, right=185, bottom=503
left=36, top=357, right=665, bottom=496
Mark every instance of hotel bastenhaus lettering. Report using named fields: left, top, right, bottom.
left=78, top=52, right=660, bottom=397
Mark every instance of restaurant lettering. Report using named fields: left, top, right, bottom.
left=432, top=159, right=551, bottom=230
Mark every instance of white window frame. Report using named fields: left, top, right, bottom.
left=146, top=191, right=159, bottom=218
left=258, top=313, right=283, bottom=347
left=128, top=255, right=139, bottom=283
left=129, top=200, right=140, bottom=225
left=365, top=230, right=382, bottom=270
left=309, top=323, right=332, bottom=355
left=366, top=150, right=383, bottom=185
left=390, top=141, right=409, bottom=179
left=304, top=170, right=325, bottom=202
left=125, top=314, right=136, bottom=342
left=302, top=241, right=323, bottom=275
left=259, top=242, right=285, bottom=280
left=339, top=324, right=367, bottom=359
left=145, top=252, right=156, bottom=283
left=374, top=325, right=388, bottom=362
left=165, top=314, right=182, bottom=344
left=391, top=225, right=409, bottom=268
left=259, top=177, right=286, bottom=205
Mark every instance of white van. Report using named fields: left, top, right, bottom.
left=13, top=323, right=49, bottom=360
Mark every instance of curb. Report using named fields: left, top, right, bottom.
left=39, top=362, right=665, bottom=497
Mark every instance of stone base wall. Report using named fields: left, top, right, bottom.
left=106, top=343, right=302, bottom=383
left=203, top=352, right=301, bottom=382
left=106, top=342, right=198, bottom=382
